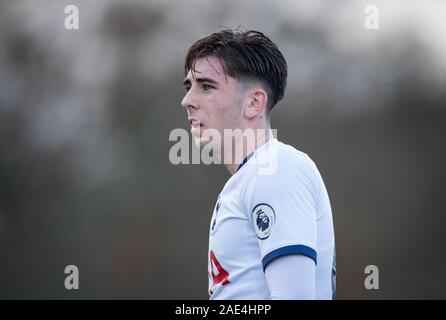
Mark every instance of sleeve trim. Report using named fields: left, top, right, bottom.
left=262, top=244, right=317, bottom=272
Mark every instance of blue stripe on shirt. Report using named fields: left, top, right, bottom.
left=262, top=245, right=317, bottom=272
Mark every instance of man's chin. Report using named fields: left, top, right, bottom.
left=192, top=135, right=205, bottom=149
left=192, top=135, right=223, bottom=156
left=191, top=127, right=212, bottom=147
left=192, top=135, right=217, bottom=150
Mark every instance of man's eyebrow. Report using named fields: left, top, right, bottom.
left=196, top=77, right=219, bottom=85
left=183, top=77, right=219, bottom=86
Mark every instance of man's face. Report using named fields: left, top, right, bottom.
left=182, top=55, right=246, bottom=149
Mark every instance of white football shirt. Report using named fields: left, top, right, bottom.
left=208, top=138, right=336, bottom=299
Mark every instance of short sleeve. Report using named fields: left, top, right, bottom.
left=243, top=150, right=319, bottom=272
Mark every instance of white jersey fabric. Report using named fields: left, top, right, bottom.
left=208, top=138, right=336, bottom=299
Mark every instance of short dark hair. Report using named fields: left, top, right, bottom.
left=184, top=29, right=288, bottom=112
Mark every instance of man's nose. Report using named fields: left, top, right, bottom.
left=181, top=89, right=198, bottom=110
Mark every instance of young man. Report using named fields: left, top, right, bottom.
left=181, top=30, right=336, bottom=299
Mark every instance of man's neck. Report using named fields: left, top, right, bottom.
left=225, top=128, right=273, bottom=175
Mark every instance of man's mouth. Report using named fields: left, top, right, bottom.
left=189, top=119, right=203, bottom=137
left=189, top=119, right=204, bottom=128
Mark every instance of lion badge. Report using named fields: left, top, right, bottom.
left=252, top=203, right=275, bottom=239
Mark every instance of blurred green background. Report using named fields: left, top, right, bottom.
left=0, top=0, right=445, bottom=299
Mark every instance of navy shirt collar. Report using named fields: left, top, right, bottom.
left=235, top=152, right=254, bottom=173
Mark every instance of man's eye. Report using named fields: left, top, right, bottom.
left=202, top=84, right=214, bottom=91
left=184, top=86, right=191, bottom=92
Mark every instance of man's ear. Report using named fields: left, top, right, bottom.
left=244, top=89, right=267, bottom=119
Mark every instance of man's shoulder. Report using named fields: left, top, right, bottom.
left=253, top=139, right=318, bottom=176
left=276, top=140, right=313, bottom=163
left=240, top=139, right=323, bottom=213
